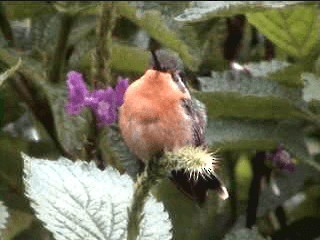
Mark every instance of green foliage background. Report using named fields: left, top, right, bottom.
left=0, top=1, right=320, bottom=240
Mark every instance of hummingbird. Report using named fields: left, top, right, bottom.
left=118, top=49, right=228, bottom=204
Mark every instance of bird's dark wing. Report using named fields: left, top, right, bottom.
left=170, top=98, right=228, bottom=205
left=181, top=98, right=207, bottom=147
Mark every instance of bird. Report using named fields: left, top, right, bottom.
left=118, top=49, right=228, bottom=205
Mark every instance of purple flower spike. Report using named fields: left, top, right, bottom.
left=267, top=145, right=295, bottom=172
left=65, top=71, right=89, bottom=115
left=90, top=87, right=117, bottom=126
left=115, top=77, right=129, bottom=107
left=65, top=71, right=130, bottom=126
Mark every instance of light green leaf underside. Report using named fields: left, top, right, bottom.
left=175, top=1, right=305, bottom=22
left=223, top=227, right=268, bottom=240
left=22, top=154, right=172, bottom=240
left=0, top=201, right=9, bottom=236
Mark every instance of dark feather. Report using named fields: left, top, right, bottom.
left=169, top=98, right=228, bottom=205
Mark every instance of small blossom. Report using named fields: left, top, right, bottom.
left=115, top=77, right=129, bottom=107
left=90, top=87, right=117, bottom=126
left=65, top=71, right=129, bottom=127
left=65, top=71, right=89, bottom=115
left=266, top=145, right=295, bottom=172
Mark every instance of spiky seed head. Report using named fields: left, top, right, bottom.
left=160, top=146, right=219, bottom=181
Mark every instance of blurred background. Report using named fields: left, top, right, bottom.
left=0, top=1, right=320, bottom=240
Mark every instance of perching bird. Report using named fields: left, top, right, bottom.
left=118, top=50, right=228, bottom=204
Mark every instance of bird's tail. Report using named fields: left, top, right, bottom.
left=170, top=169, right=229, bottom=205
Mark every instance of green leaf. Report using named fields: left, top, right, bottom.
left=0, top=48, right=91, bottom=158
left=0, top=48, right=46, bottom=84
left=115, top=2, right=198, bottom=70
left=99, top=125, right=141, bottom=178
left=0, top=58, right=21, bottom=88
left=194, top=69, right=306, bottom=120
left=258, top=164, right=314, bottom=217
left=68, top=16, right=96, bottom=46
left=80, top=43, right=150, bottom=74
left=223, top=227, right=268, bottom=240
left=43, top=84, right=92, bottom=159
left=30, top=13, right=60, bottom=59
left=175, top=1, right=305, bottom=22
left=269, top=61, right=308, bottom=87
left=2, top=1, right=55, bottom=20
left=207, top=117, right=320, bottom=170
left=247, top=5, right=320, bottom=58
left=207, top=119, right=303, bottom=149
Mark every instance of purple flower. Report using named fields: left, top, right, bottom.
left=65, top=70, right=129, bottom=127
left=114, top=77, right=129, bottom=107
left=90, top=87, right=117, bottom=126
left=65, top=71, right=89, bottom=115
left=266, top=145, right=295, bottom=172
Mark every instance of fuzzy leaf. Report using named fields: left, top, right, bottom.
left=302, top=73, right=320, bottom=102
left=0, top=58, right=21, bottom=88
left=302, top=73, right=320, bottom=115
left=80, top=43, right=150, bottom=74
left=30, top=13, right=60, bottom=59
left=243, top=60, right=290, bottom=78
left=175, top=1, right=305, bottom=22
left=68, top=17, right=96, bottom=46
left=0, top=201, right=9, bottom=236
left=22, top=153, right=172, bottom=240
left=2, top=1, right=55, bottom=20
left=247, top=5, right=320, bottom=58
left=195, top=69, right=306, bottom=120
left=100, top=125, right=140, bottom=179
left=223, top=227, right=268, bottom=240
left=206, top=119, right=310, bottom=164
left=44, top=85, right=92, bottom=159
left=0, top=47, right=91, bottom=157
left=115, top=2, right=198, bottom=70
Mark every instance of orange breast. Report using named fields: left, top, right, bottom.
left=118, top=70, right=193, bottom=162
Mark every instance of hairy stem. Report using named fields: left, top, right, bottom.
left=93, top=2, right=117, bottom=86
left=48, top=13, right=74, bottom=83
left=127, top=157, right=162, bottom=240
left=0, top=2, right=14, bottom=47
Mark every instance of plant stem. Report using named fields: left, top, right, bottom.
left=93, top=2, right=117, bottom=86
left=9, top=74, right=72, bottom=159
left=0, top=2, right=14, bottom=47
left=264, top=37, right=275, bottom=60
left=246, top=151, right=269, bottom=228
left=225, top=152, right=238, bottom=224
left=275, top=206, right=287, bottom=229
left=223, top=14, right=246, bottom=62
left=127, top=157, right=162, bottom=240
left=48, top=12, right=74, bottom=83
